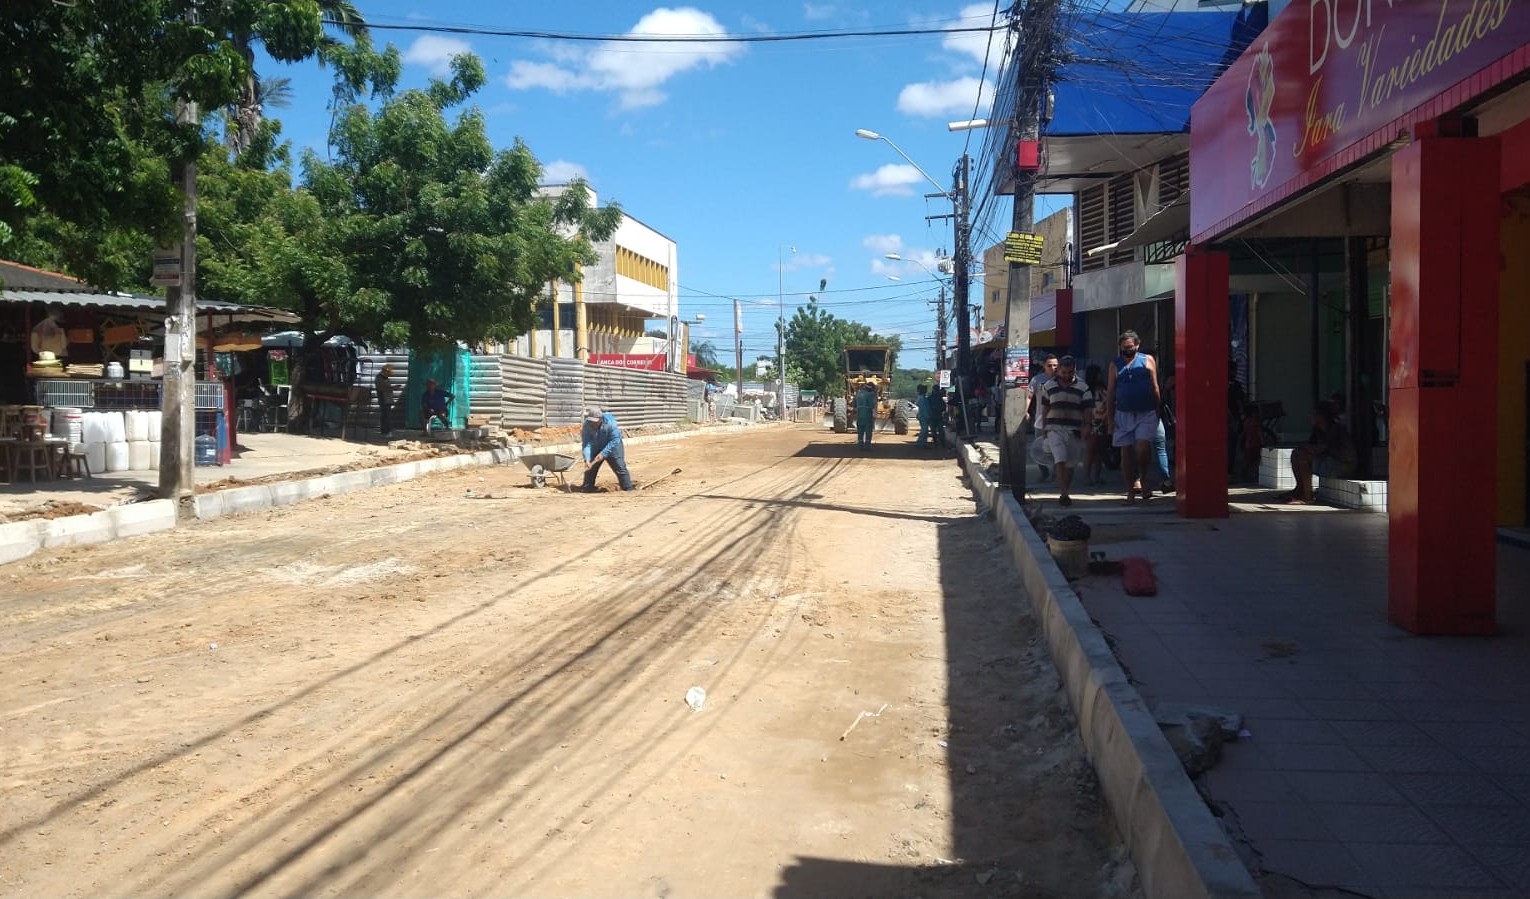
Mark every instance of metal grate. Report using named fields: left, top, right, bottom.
left=34, top=379, right=94, bottom=408
left=1078, top=184, right=1107, bottom=273
left=195, top=382, right=225, bottom=410
left=93, top=381, right=162, bottom=410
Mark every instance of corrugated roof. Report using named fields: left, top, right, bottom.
left=2, top=287, right=299, bottom=323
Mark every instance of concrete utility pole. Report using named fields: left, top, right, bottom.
left=158, top=1, right=199, bottom=511
left=998, top=0, right=1063, bottom=500
left=733, top=299, right=745, bottom=402
left=951, top=155, right=973, bottom=378
left=935, top=282, right=948, bottom=370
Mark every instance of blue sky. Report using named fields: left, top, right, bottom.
left=264, top=3, right=1072, bottom=370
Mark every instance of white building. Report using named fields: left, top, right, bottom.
left=514, top=187, right=680, bottom=365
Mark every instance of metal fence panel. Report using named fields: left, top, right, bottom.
left=545, top=357, right=586, bottom=427
left=500, top=355, right=548, bottom=429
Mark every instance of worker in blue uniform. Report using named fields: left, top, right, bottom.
left=581, top=405, right=635, bottom=492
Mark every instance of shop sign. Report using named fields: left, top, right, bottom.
left=151, top=248, right=182, bottom=287
left=1004, top=231, right=1044, bottom=264
left=589, top=353, right=668, bottom=371
left=1190, top=0, right=1530, bottom=241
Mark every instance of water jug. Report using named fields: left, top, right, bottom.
left=194, top=433, right=218, bottom=466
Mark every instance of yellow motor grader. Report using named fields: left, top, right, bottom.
left=830, top=345, right=909, bottom=435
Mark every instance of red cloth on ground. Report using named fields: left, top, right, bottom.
left=1121, top=556, right=1157, bottom=596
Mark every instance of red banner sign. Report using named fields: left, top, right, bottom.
left=588, top=354, right=695, bottom=371
left=1191, top=0, right=1529, bottom=241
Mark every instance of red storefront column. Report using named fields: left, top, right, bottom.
left=1175, top=246, right=1230, bottom=518
left=1389, top=136, right=1501, bottom=635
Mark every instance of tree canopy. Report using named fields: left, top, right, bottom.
left=783, top=297, right=901, bottom=396
left=197, top=38, right=622, bottom=351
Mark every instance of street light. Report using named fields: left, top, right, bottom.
left=778, top=244, right=795, bottom=417
left=854, top=129, right=952, bottom=198
left=884, top=252, right=953, bottom=278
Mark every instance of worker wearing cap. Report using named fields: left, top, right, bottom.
left=374, top=364, right=395, bottom=436
left=580, top=406, right=634, bottom=492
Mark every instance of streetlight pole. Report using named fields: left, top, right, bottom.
left=778, top=244, right=794, bottom=419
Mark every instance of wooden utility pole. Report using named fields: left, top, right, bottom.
left=951, top=156, right=973, bottom=378
left=999, top=0, right=1063, bottom=499
left=158, top=4, right=199, bottom=511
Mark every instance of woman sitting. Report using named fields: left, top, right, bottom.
left=1288, top=401, right=1357, bottom=504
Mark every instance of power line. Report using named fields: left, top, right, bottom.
left=336, top=19, right=1001, bottom=44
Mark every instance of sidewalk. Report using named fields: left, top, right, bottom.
left=998, top=437, right=1530, bottom=897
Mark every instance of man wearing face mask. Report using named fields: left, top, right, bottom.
left=1105, top=330, right=1161, bottom=504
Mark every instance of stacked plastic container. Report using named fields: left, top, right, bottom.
left=77, top=410, right=162, bottom=472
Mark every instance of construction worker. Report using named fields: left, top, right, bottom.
left=581, top=405, right=635, bottom=492
left=915, top=384, right=932, bottom=445
left=924, top=385, right=947, bottom=447
left=854, top=381, right=877, bottom=451
left=374, top=364, right=395, bottom=436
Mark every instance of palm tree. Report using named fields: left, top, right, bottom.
left=227, top=1, right=367, bottom=154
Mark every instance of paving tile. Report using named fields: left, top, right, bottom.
left=1456, top=743, right=1530, bottom=774
left=1212, top=697, right=1309, bottom=719
left=1201, top=678, right=1295, bottom=699
left=1390, top=700, right=1508, bottom=723
left=1330, top=719, right=1436, bottom=746
left=1284, top=771, right=1407, bottom=805
left=1302, top=699, right=1400, bottom=721
left=1243, top=717, right=1346, bottom=744
left=1349, top=741, right=1472, bottom=774
left=1253, top=839, right=1367, bottom=886
left=1310, top=803, right=1452, bottom=844
left=1471, top=845, right=1530, bottom=890
left=1412, top=720, right=1530, bottom=747
left=1490, top=774, right=1530, bottom=804
left=1257, top=742, right=1371, bottom=772
left=1391, top=774, right=1523, bottom=807
left=1346, top=842, right=1506, bottom=890
left=1426, top=805, right=1530, bottom=846
left=1226, top=799, right=1333, bottom=842
left=1290, top=680, right=1380, bottom=701
left=1200, top=766, right=1300, bottom=802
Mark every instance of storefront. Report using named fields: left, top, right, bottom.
left=1182, top=0, right=1530, bottom=632
left=1, top=261, right=298, bottom=476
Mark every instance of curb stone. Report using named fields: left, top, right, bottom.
left=953, top=439, right=1259, bottom=899
left=1, top=422, right=757, bottom=566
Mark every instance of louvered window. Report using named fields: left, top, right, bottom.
left=1106, top=173, right=1137, bottom=267
left=1078, top=183, right=1107, bottom=273
left=1158, top=153, right=1190, bottom=205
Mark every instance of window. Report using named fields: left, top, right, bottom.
left=1078, top=184, right=1107, bottom=273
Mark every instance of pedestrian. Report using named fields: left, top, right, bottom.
left=1083, top=364, right=1108, bottom=486
left=926, top=385, right=947, bottom=445
left=422, top=378, right=454, bottom=431
left=374, top=364, right=395, bottom=437
left=1105, top=330, right=1162, bottom=504
left=1040, top=355, right=1090, bottom=507
left=915, top=384, right=931, bottom=445
left=704, top=377, right=721, bottom=421
left=1287, top=401, right=1357, bottom=504
left=580, top=405, right=635, bottom=492
left=854, top=381, right=877, bottom=450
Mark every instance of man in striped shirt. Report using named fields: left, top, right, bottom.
left=1040, top=355, right=1091, bottom=507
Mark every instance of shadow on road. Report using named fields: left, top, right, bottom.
left=793, top=439, right=953, bottom=462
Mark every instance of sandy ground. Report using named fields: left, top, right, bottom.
left=0, top=425, right=1137, bottom=898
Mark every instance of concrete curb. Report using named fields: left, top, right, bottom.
left=0, top=422, right=760, bottom=566
left=955, top=441, right=1259, bottom=899
left=0, top=499, right=177, bottom=566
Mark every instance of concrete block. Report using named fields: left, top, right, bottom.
left=0, top=520, right=45, bottom=565
left=110, top=500, right=176, bottom=539
left=957, top=442, right=1259, bottom=899
left=40, top=510, right=114, bottom=549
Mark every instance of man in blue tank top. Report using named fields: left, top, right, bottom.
left=1105, top=330, right=1162, bottom=504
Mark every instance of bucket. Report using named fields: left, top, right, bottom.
left=20, top=405, right=45, bottom=429
left=52, top=407, right=83, bottom=445
left=1046, top=537, right=1090, bottom=580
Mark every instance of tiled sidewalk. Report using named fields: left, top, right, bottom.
left=1014, top=455, right=1530, bottom=897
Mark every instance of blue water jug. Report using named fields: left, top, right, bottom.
left=194, top=433, right=218, bottom=466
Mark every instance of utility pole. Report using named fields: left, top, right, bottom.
left=734, top=299, right=745, bottom=403
left=158, top=1, right=199, bottom=512
left=998, top=0, right=1063, bottom=500
left=951, top=155, right=973, bottom=378
left=935, top=282, right=948, bottom=370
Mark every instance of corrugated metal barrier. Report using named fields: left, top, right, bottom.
left=501, top=356, right=548, bottom=429
left=545, top=357, right=586, bottom=427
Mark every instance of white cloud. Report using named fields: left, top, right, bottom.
left=541, top=160, right=590, bottom=183
left=862, top=234, right=903, bottom=255
left=896, top=76, right=993, bottom=117
left=849, top=164, right=924, bottom=197
left=803, top=3, right=838, bottom=20
left=943, top=3, right=1004, bottom=65
left=403, top=35, right=474, bottom=78
left=505, top=7, right=743, bottom=109
left=777, top=252, right=833, bottom=272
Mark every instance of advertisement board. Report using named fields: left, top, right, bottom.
left=1190, top=0, right=1529, bottom=241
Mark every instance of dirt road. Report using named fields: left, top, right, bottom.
left=0, top=425, right=1136, bottom=898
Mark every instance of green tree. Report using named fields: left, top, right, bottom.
left=783, top=296, right=901, bottom=396
left=198, top=38, right=621, bottom=352
left=0, top=0, right=338, bottom=287
left=890, top=368, right=935, bottom=399
left=691, top=339, right=720, bottom=369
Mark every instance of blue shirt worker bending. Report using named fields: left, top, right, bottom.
left=581, top=405, right=635, bottom=492
left=854, top=382, right=878, bottom=450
